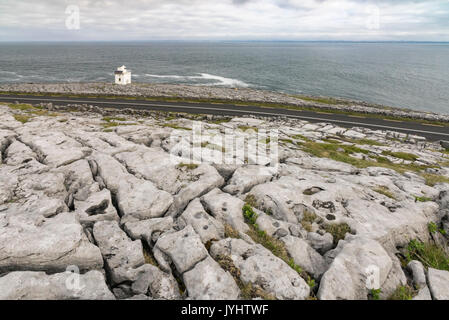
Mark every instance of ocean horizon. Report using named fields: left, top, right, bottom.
left=1, top=41, right=448, bottom=115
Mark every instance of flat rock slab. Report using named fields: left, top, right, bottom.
left=131, top=264, right=180, bottom=300
left=0, top=212, right=103, bottom=273
left=428, top=268, right=449, bottom=300
left=282, top=235, right=327, bottom=279
left=183, top=257, right=240, bottom=300
left=317, top=236, right=404, bottom=300
left=210, top=238, right=310, bottom=300
left=0, top=270, right=115, bottom=300
left=200, top=188, right=249, bottom=235
left=93, top=152, right=173, bottom=220
left=93, top=221, right=145, bottom=284
left=223, top=165, right=275, bottom=195
left=124, top=216, right=174, bottom=245
left=19, top=131, right=90, bottom=167
left=155, top=225, right=209, bottom=274
left=179, top=198, right=224, bottom=244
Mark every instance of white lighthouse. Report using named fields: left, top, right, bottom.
left=114, top=65, right=131, bottom=85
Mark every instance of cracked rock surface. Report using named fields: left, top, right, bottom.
left=0, top=102, right=448, bottom=300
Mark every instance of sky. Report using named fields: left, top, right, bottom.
left=0, top=0, right=448, bottom=41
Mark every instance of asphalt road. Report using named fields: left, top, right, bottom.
left=0, top=94, right=448, bottom=142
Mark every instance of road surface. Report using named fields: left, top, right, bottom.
left=0, top=94, right=448, bottom=142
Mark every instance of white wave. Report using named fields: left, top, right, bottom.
left=146, top=74, right=187, bottom=79
left=145, top=73, right=250, bottom=88
left=197, top=73, right=249, bottom=88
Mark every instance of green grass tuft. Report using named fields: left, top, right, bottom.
left=224, top=224, right=240, bottom=239
left=416, top=196, right=433, bottom=203
left=242, top=203, right=316, bottom=293
left=422, top=173, right=449, bottom=187
left=14, top=114, right=32, bottom=123
left=300, top=210, right=317, bottom=232
left=373, top=186, right=396, bottom=200
left=162, top=123, right=191, bottom=130
left=388, top=285, right=416, bottom=300
left=238, top=125, right=258, bottom=132
left=428, top=222, right=438, bottom=234
left=404, top=240, right=449, bottom=271
left=215, top=254, right=276, bottom=300
left=177, top=163, right=199, bottom=170
left=323, top=223, right=351, bottom=245
left=8, top=103, right=35, bottom=111
left=381, top=151, right=419, bottom=162
left=369, top=288, right=382, bottom=300
left=242, top=204, right=258, bottom=225
left=243, top=194, right=257, bottom=208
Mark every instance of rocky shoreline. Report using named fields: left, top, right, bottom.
left=0, top=100, right=449, bottom=300
left=1, top=82, right=449, bottom=123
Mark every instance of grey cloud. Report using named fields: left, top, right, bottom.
left=0, top=0, right=447, bottom=41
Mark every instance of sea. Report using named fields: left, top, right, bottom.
left=0, top=41, right=448, bottom=114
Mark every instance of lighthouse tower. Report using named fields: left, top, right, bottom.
left=114, top=65, right=131, bottom=85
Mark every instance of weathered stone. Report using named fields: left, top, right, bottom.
left=0, top=212, right=103, bottom=273
left=407, top=260, right=427, bottom=289
left=413, top=286, right=432, bottom=300
left=183, top=257, right=240, bottom=300
left=116, top=180, right=173, bottom=220
left=169, top=164, right=224, bottom=216
left=440, top=140, right=449, bottom=150
left=124, top=216, right=174, bottom=245
left=210, top=238, right=310, bottom=300
left=285, top=157, right=358, bottom=174
left=223, top=165, right=275, bottom=195
left=307, top=232, right=334, bottom=255
left=19, top=131, right=91, bottom=167
left=94, top=152, right=173, bottom=220
left=93, top=221, right=145, bottom=284
left=154, top=225, right=209, bottom=274
left=318, top=237, right=395, bottom=300
left=0, top=270, right=115, bottom=300
left=131, top=264, right=180, bottom=300
left=200, top=188, right=250, bottom=235
left=179, top=198, right=224, bottom=244
left=4, top=140, right=35, bottom=165
left=427, top=268, right=449, bottom=300
left=282, top=235, right=327, bottom=279
left=75, top=189, right=119, bottom=227
left=58, top=159, right=97, bottom=201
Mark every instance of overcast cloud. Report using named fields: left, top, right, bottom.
left=0, top=0, right=448, bottom=41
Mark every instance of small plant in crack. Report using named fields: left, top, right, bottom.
left=301, top=210, right=317, bottom=232
left=243, top=194, right=257, bottom=208
left=404, top=239, right=449, bottom=271
left=242, top=203, right=316, bottom=292
left=428, top=222, right=438, bottom=234
left=177, top=163, right=199, bottom=170
left=388, top=285, right=416, bottom=300
left=369, top=288, right=382, bottom=300
left=322, top=223, right=352, bottom=245
left=215, top=254, right=275, bottom=300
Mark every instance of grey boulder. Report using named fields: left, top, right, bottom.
left=0, top=270, right=115, bottom=300
left=93, top=221, right=145, bottom=284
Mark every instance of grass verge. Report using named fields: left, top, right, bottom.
left=2, top=91, right=448, bottom=127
